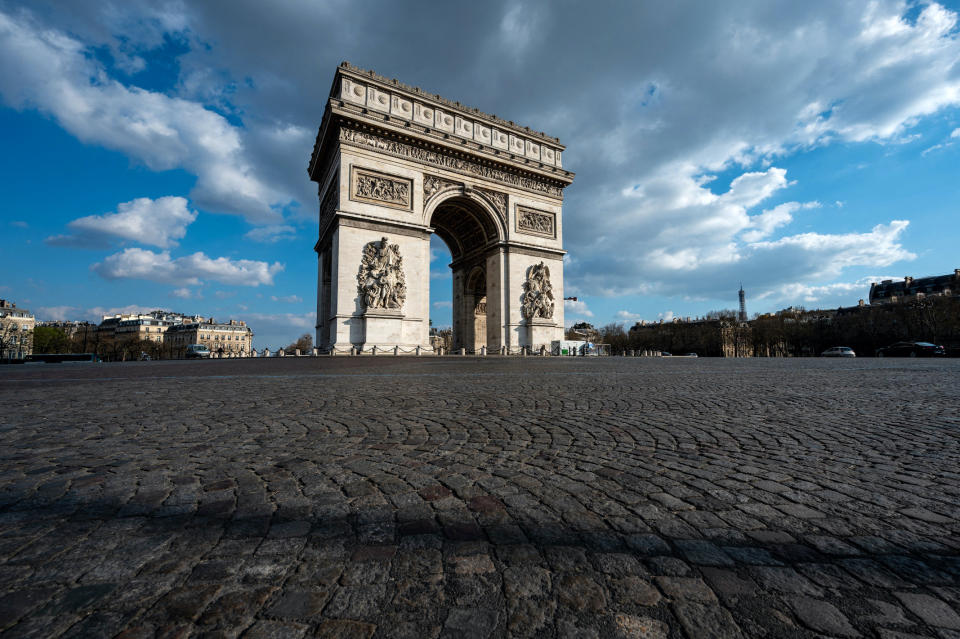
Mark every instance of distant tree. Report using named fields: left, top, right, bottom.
left=286, top=333, right=313, bottom=352
left=32, top=326, right=70, bottom=354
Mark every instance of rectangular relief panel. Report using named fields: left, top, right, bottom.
left=515, top=205, right=556, bottom=239
left=350, top=166, right=413, bottom=211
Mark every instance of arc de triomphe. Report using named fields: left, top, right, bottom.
left=309, top=63, right=574, bottom=352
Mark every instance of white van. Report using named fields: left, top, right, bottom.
left=185, top=344, right=211, bottom=359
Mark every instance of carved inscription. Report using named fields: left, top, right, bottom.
left=357, top=237, right=406, bottom=310
left=341, top=128, right=563, bottom=199
left=521, top=262, right=555, bottom=320
left=517, top=206, right=555, bottom=238
left=351, top=167, right=412, bottom=210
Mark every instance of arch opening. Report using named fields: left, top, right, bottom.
left=428, top=196, right=501, bottom=352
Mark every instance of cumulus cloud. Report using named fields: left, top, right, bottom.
left=6, top=0, right=959, bottom=318
left=244, top=225, right=297, bottom=243
left=0, top=9, right=289, bottom=223
left=242, top=312, right=315, bottom=348
left=742, top=201, right=821, bottom=243
left=35, top=305, right=78, bottom=321
left=170, top=287, right=202, bottom=299
left=563, top=298, right=593, bottom=318
left=92, top=248, right=284, bottom=286
left=47, top=196, right=197, bottom=248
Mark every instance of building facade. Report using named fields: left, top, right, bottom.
left=165, top=319, right=253, bottom=357
left=0, top=300, right=35, bottom=360
left=869, top=269, right=960, bottom=305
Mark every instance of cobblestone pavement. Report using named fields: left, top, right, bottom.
left=1, top=357, right=959, bottom=639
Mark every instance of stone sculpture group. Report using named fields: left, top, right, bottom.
left=521, top=262, right=555, bottom=320
left=358, top=237, right=406, bottom=310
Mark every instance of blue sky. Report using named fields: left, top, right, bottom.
left=1, top=0, right=959, bottom=347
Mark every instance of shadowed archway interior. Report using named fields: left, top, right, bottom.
left=429, top=197, right=500, bottom=350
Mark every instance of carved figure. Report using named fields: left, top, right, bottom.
left=357, top=237, right=406, bottom=310
left=355, top=173, right=409, bottom=206
left=521, top=262, right=555, bottom=320
left=518, top=208, right=554, bottom=236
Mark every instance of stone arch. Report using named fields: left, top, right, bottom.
left=425, top=194, right=502, bottom=352
left=423, top=189, right=505, bottom=259
left=309, top=64, right=572, bottom=353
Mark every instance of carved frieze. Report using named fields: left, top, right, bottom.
left=357, top=237, right=406, bottom=311
left=521, top=262, right=555, bottom=320
left=340, top=128, right=564, bottom=199
left=516, top=205, right=556, bottom=239
left=350, top=166, right=412, bottom=210
left=423, top=174, right=461, bottom=202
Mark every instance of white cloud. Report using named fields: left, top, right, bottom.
left=10, top=220, right=27, bottom=228
left=84, top=304, right=157, bottom=321
left=244, top=224, right=297, bottom=243
left=242, top=312, right=315, bottom=348
left=270, top=294, right=302, bottom=303
left=92, top=248, right=284, bottom=286
left=742, top=201, right=820, bottom=242
left=171, top=287, right=201, bottom=299
left=951, top=128, right=960, bottom=139
left=47, top=196, right=197, bottom=248
left=214, top=290, right=236, bottom=299
left=0, top=10, right=288, bottom=223
left=35, top=305, right=78, bottom=321
left=432, top=300, right=452, bottom=308
left=563, top=298, right=593, bottom=318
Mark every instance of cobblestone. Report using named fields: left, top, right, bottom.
left=0, top=356, right=959, bottom=637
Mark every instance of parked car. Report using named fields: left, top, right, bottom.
left=875, top=341, right=946, bottom=358
left=660, top=351, right=672, bottom=357
left=821, top=346, right=856, bottom=358
left=684, top=353, right=698, bottom=358
left=185, top=344, right=211, bottom=359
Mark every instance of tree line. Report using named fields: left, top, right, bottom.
left=568, top=296, right=960, bottom=357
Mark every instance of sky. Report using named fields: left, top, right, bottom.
left=1, top=0, right=959, bottom=348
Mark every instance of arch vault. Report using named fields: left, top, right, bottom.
left=309, top=63, right=575, bottom=351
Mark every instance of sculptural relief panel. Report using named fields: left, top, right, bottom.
left=357, top=236, right=406, bottom=311
left=525, top=140, right=541, bottom=161
left=341, top=77, right=367, bottom=105
left=391, top=94, right=413, bottom=120
left=516, top=205, right=556, bottom=239
left=414, top=102, right=434, bottom=127
left=435, top=109, right=455, bottom=133
left=521, top=262, right=555, bottom=320
left=475, top=124, right=491, bottom=145
left=492, top=128, right=509, bottom=150
left=367, top=86, right=391, bottom=113
left=423, top=174, right=461, bottom=202
left=350, top=166, right=412, bottom=211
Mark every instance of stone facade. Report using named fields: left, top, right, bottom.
left=310, top=63, right=574, bottom=352
left=165, top=319, right=253, bottom=357
left=869, top=269, right=960, bottom=305
left=0, top=299, right=34, bottom=360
